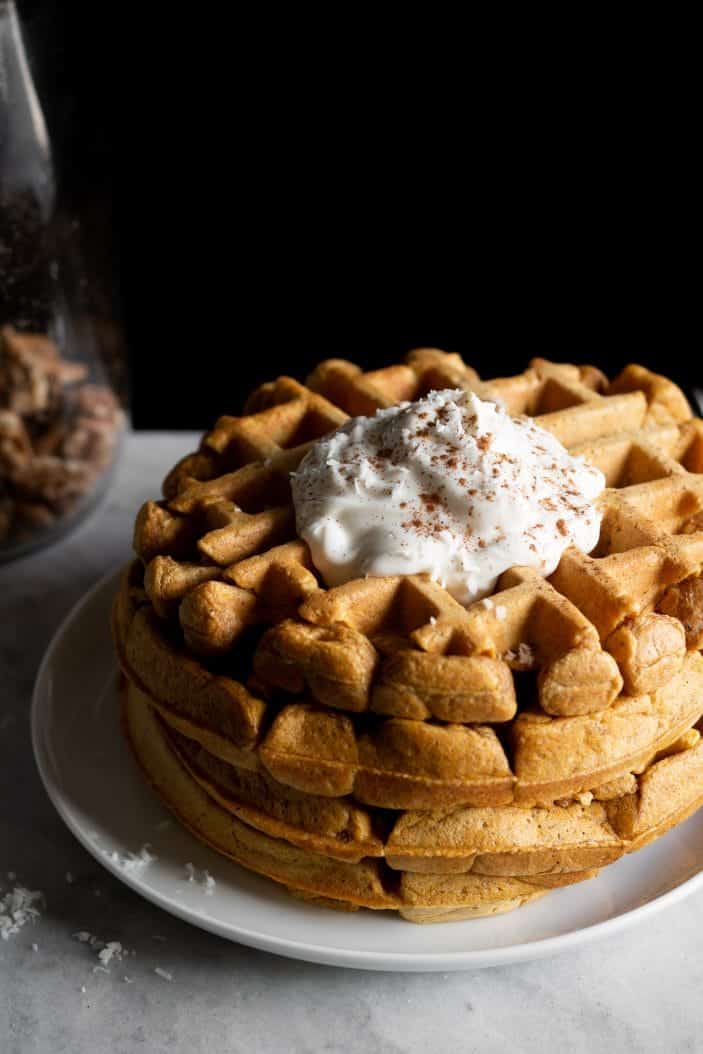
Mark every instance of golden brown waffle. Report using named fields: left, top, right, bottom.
left=124, top=680, right=703, bottom=922
left=115, top=562, right=703, bottom=811
left=123, top=684, right=596, bottom=921
left=114, top=349, right=703, bottom=922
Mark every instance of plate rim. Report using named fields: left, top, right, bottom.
left=31, top=566, right=703, bottom=972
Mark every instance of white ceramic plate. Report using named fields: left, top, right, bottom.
left=32, top=569, right=703, bottom=971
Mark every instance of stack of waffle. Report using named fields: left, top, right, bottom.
left=113, top=351, right=703, bottom=922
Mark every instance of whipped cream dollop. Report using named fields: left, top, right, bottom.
left=291, top=389, right=605, bottom=605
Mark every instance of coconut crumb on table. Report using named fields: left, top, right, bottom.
left=154, top=967, right=173, bottom=982
left=73, top=931, right=132, bottom=972
left=98, top=941, right=126, bottom=967
left=0, top=885, right=44, bottom=940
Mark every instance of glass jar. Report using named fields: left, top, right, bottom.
left=0, top=0, right=126, bottom=560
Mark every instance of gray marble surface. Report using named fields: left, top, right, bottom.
left=2, top=432, right=702, bottom=1054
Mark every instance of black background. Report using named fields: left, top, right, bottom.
left=12, top=2, right=698, bottom=429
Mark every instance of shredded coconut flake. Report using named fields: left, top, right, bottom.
left=183, top=863, right=216, bottom=895
left=0, top=885, right=43, bottom=940
left=495, top=605, right=507, bottom=621
left=154, top=967, right=173, bottom=982
left=73, top=930, right=131, bottom=971
left=104, top=845, right=156, bottom=873
left=65, top=872, right=74, bottom=884
left=505, top=642, right=535, bottom=666
left=517, top=643, right=534, bottom=665
left=98, top=941, right=125, bottom=967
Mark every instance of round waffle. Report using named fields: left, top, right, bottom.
left=114, top=351, right=703, bottom=922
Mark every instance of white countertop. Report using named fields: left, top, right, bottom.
left=1, top=432, right=702, bottom=1054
